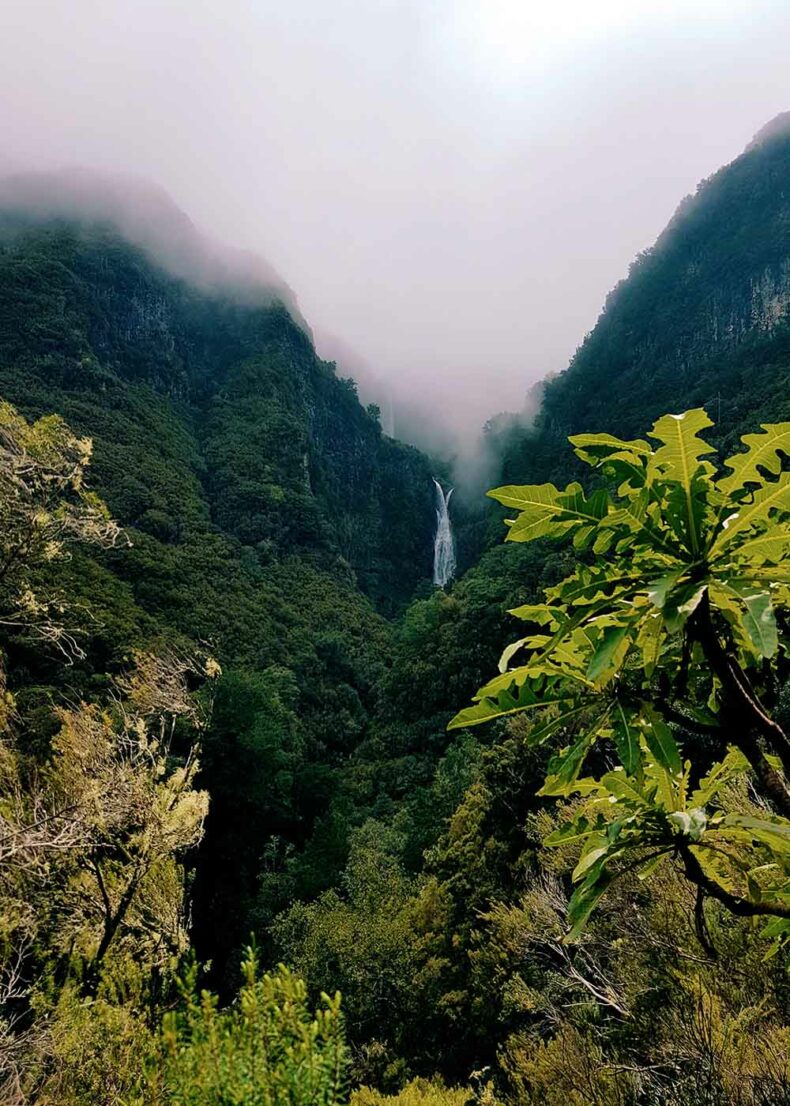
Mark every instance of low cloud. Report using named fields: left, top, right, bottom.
left=1, top=0, right=789, bottom=479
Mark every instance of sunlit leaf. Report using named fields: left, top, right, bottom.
left=649, top=409, right=715, bottom=553
left=643, top=715, right=682, bottom=775
left=507, top=603, right=559, bottom=626
left=649, top=409, right=715, bottom=486
left=488, top=482, right=610, bottom=544
left=719, top=422, right=790, bottom=495
left=712, top=473, right=790, bottom=552
left=719, top=814, right=790, bottom=854
left=586, top=624, right=630, bottom=686
left=447, top=678, right=580, bottom=731
left=599, top=769, right=648, bottom=806
left=740, top=590, right=778, bottom=658
left=566, top=868, right=613, bottom=940
left=611, top=702, right=642, bottom=776
left=690, top=747, right=750, bottom=807
left=540, top=728, right=600, bottom=795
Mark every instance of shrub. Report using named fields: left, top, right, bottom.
left=150, top=951, right=347, bottom=1106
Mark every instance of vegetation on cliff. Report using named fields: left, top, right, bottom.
left=4, top=122, right=790, bottom=1104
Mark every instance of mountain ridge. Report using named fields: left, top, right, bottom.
left=0, top=215, right=437, bottom=616
left=494, top=114, right=790, bottom=487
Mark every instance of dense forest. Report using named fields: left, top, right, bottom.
left=2, top=118, right=790, bottom=1105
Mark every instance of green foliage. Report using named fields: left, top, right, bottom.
left=351, top=1077, right=470, bottom=1106
left=272, top=732, right=545, bottom=1086
left=0, top=220, right=436, bottom=614
left=38, top=953, right=349, bottom=1106
left=0, top=400, right=217, bottom=1101
left=453, top=409, right=790, bottom=941
left=0, top=220, right=443, bottom=987
left=471, top=793, right=790, bottom=1106
left=494, top=123, right=790, bottom=492
left=40, top=975, right=155, bottom=1106
left=273, top=820, right=450, bottom=1070
left=152, top=951, right=347, bottom=1106
left=7, top=148, right=790, bottom=1105
left=0, top=397, right=122, bottom=663
left=0, top=645, right=215, bottom=1098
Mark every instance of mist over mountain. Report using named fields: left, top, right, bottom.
left=5, top=54, right=790, bottom=1098
left=494, top=113, right=790, bottom=486
left=747, top=108, right=790, bottom=150
left=0, top=164, right=501, bottom=477
left=0, top=165, right=302, bottom=315
left=0, top=205, right=439, bottom=605
left=7, top=101, right=789, bottom=492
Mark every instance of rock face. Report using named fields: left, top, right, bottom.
left=0, top=213, right=436, bottom=614
left=498, top=115, right=790, bottom=485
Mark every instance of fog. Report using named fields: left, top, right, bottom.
left=2, top=0, right=790, bottom=457
left=0, top=166, right=303, bottom=310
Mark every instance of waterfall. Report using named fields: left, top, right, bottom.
left=432, top=478, right=456, bottom=588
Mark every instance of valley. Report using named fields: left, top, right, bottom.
left=1, top=116, right=790, bottom=1105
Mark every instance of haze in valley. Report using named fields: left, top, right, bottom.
left=2, top=0, right=790, bottom=454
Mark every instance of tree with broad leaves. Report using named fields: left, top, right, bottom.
left=450, top=409, right=790, bottom=951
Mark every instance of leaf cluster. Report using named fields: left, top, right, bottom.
left=451, top=410, right=790, bottom=941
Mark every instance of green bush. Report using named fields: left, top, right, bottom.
left=351, top=1077, right=470, bottom=1106
left=40, top=983, right=154, bottom=1106
left=150, top=951, right=347, bottom=1106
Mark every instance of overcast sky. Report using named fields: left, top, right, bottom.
left=2, top=0, right=790, bottom=441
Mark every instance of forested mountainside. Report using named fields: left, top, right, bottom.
left=494, top=113, right=790, bottom=487
left=268, top=114, right=790, bottom=1100
left=4, top=119, right=790, bottom=1106
left=0, top=214, right=436, bottom=612
left=0, top=214, right=463, bottom=985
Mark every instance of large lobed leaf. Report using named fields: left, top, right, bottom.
left=453, top=407, right=790, bottom=942
left=488, top=481, right=610, bottom=545
left=447, top=680, right=583, bottom=731
left=649, top=409, right=715, bottom=554
left=719, top=422, right=790, bottom=495
left=712, top=472, right=790, bottom=552
left=649, top=409, right=715, bottom=487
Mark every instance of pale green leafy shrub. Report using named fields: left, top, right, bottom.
left=351, top=1077, right=470, bottom=1106
left=150, top=951, right=347, bottom=1106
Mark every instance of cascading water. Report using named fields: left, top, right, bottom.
left=432, top=478, right=456, bottom=588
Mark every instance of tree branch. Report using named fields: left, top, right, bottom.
left=679, top=842, right=790, bottom=919
left=689, top=593, right=790, bottom=817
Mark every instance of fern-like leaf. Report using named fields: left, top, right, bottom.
left=719, top=422, right=790, bottom=495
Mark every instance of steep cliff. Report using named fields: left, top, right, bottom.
left=0, top=214, right=436, bottom=618
left=0, top=204, right=445, bottom=980
left=499, top=114, right=790, bottom=483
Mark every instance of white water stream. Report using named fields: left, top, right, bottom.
left=432, top=478, right=456, bottom=588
